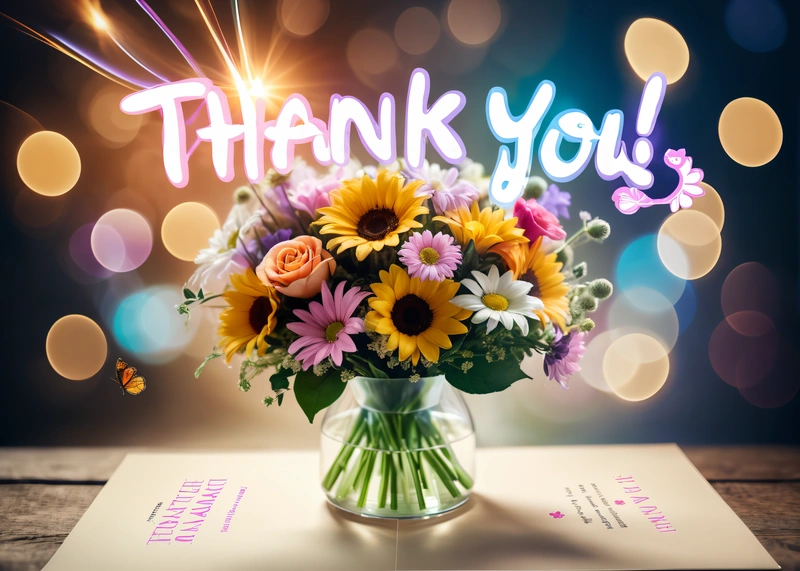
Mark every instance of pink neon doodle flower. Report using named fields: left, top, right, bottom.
left=287, top=281, right=371, bottom=369
left=615, top=500, right=625, bottom=505
left=549, top=511, right=565, bottom=519
left=398, top=230, right=462, bottom=282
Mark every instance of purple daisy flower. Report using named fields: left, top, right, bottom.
left=404, top=161, right=480, bottom=215
left=537, top=184, right=572, bottom=220
left=398, top=230, right=462, bottom=282
left=286, top=281, right=371, bottom=370
left=544, top=329, right=586, bottom=389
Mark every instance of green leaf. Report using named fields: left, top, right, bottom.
left=277, top=393, right=285, bottom=406
left=194, top=350, right=223, bottom=378
left=443, top=358, right=526, bottom=394
left=269, top=367, right=292, bottom=392
left=183, top=287, right=196, bottom=300
left=368, top=362, right=389, bottom=379
left=294, top=368, right=346, bottom=423
left=197, top=287, right=205, bottom=300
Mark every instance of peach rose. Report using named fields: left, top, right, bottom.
left=256, top=236, right=336, bottom=298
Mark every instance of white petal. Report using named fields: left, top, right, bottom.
left=485, top=317, right=498, bottom=333
left=498, top=269, right=514, bottom=291
left=513, top=313, right=530, bottom=336
left=452, top=295, right=485, bottom=311
left=471, top=270, right=493, bottom=293
left=460, top=278, right=484, bottom=297
left=472, top=307, right=494, bottom=324
left=498, top=311, right=514, bottom=331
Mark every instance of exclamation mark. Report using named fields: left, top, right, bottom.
left=632, top=73, right=667, bottom=166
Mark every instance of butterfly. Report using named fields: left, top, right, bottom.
left=113, top=358, right=146, bottom=395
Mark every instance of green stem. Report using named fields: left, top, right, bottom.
left=378, top=453, right=389, bottom=509
left=322, top=413, right=366, bottom=490
left=553, top=227, right=586, bottom=255
left=390, top=456, right=398, bottom=510
left=357, top=451, right=376, bottom=508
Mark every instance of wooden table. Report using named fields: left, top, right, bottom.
left=0, top=446, right=798, bottom=571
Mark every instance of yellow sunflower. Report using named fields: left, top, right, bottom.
left=365, top=265, right=471, bottom=366
left=433, top=202, right=528, bottom=255
left=218, top=268, right=280, bottom=363
left=316, top=171, right=428, bottom=261
left=497, top=237, right=569, bottom=330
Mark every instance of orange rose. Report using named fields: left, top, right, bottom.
left=256, top=236, right=336, bottom=298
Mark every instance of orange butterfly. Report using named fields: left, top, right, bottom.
left=113, top=358, right=146, bottom=395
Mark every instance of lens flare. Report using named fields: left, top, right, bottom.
left=446, top=0, right=502, bottom=46
left=719, top=98, right=782, bottom=167
left=46, top=315, right=108, bottom=380
left=739, top=344, right=799, bottom=408
left=162, top=202, right=220, bottom=262
left=624, top=18, right=689, bottom=84
left=658, top=210, right=722, bottom=280
left=576, top=330, right=618, bottom=394
left=69, top=223, right=113, bottom=279
left=17, top=131, right=81, bottom=196
left=87, top=88, right=143, bottom=146
left=91, top=209, right=153, bottom=272
left=603, top=333, right=670, bottom=402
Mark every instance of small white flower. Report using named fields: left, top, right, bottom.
left=451, top=266, right=544, bottom=336
left=579, top=211, right=592, bottom=222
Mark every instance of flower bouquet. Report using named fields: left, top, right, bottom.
left=180, top=159, right=612, bottom=518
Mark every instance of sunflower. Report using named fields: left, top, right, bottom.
left=497, top=237, right=569, bottom=330
left=365, top=265, right=471, bottom=366
left=218, top=268, right=280, bottom=363
left=433, top=202, right=528, bottom=255
left=316, top=171, right=428, bottom=261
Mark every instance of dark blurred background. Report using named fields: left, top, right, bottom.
left=1, top=0, right=797, bottom=449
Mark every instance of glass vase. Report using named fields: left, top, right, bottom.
left=320, top=375, right=476, bottom=519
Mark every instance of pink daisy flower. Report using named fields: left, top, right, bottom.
left=398, top=231, right=462, bottom=282
left=287, top=281, right=371, bottom=369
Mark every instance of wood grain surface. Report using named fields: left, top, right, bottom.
left=1, top=446, right=798, bottom=571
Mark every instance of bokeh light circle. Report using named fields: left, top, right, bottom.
left=91, top=209, right=153, bottom=272
left=162, top=202, right=220, bottom=262
left=395, top=7, right=440, bottom=55
left=724, top=0, right=787, bottom=53
left=739, top=344, right=799, bottom=408
left=112, top=286, right=199, bottom=364
left=617, top=234, right=686, bottom=307
left=347, top=29, right=398, bottom=75
left=603, top=333, right=670, bottom=402
left=692, top=182, right=725, bottom=231
left=658, top=210, right=722, bottom=280
left=69, top=223, right=113, bottom=279
left=721, top=262, right=780, bottom=325
left=446, top=0, right=502, bottom=46
left=623, top=18, right=689, bottom=84
left=88, top=89, right=142, bottom=145
left=17, top=131, right=81, bottom=196
left=576, top=330, right=618, bottom=394
left=709, top=312, right=779, bottom=389
left=719, top=98, right=782, bottom=167
left=608, top=288, right=679, bottom=352
left=278, top=0, right=330, bottom=36
left=46, top=315, right=108, bottom=380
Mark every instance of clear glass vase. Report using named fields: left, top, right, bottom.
left=320, top=375, right=476, bottom=519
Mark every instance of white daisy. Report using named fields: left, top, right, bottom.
left=451, top=265, right=544, bottom=336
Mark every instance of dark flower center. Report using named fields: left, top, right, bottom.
left=249, top=296, right=272, bottom=333
left=521, top=269, right=542, bottom=298
left=357, top=208, right=399, bottom=241
left=391, top=294, right=433, bottom=336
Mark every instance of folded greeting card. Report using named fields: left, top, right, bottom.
left=44, top=445, right=778, bottom=571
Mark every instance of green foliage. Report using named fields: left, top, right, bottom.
left=194, top=350, right=223, bottom=378
left=294, top=367, right=346, bottom=423
left=443, top=356, right=526, bottom=394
